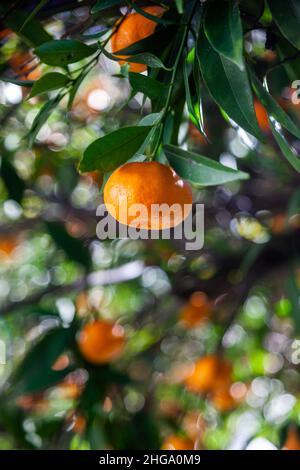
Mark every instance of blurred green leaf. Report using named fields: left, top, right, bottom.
left=29, top=72, right=70, bottom=98
left=0, top=77, right=34, bottom=87
left=11, top=327, right=75, bottom=395
left=45, top=221, right=91, bottom=269
left=268, top=0, right=300, bottom=50
left=287, top=270, right=300, bottom=333
left=4, top=10, right=52, bottom=46
left=204, top=0, right=244, bottom=69
left=28, top=94, right=62, bottom=147
left=0, top=157, right=25, bottom=203
left=79, top=126, right=151, bottom=173
left=164, top=144, right=249, bottom=186
left=91, top=0, right=121, bottom=13
left=35, top=40, right=96, bottom=66
left=197, top=26, right=263, bottom=140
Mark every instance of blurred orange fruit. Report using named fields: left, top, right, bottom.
left=0, top=235, right=19, bottom=258
left=254, top=98, right=270, bottom=133
left=104, top=161, right=193, bottom=230
left=9, top=52, right=41, bottom=81
left=161, top=435, right=195, bottom=450
left=77, top=320, right=125, bottom=364
left=184, top=355, right=232, bottom=395
left=211, top=388, right=236, bottom=412
left=189, top=123, right=207, bottom=146
left=283, top=426, right=300, bottom=450
left=111, top=6, right=166, bottom=73
left=180, top=291, right=212, bottom=329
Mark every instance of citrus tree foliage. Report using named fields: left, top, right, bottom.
left=0, top=0, right=299, bottom=450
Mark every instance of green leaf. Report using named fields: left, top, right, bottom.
left=0, top=77, right=34, bottom=87
left=164, top=144, right=249, bottom=186
left=269, top=119, right=300, bottom=173
left=287, top=269, right=300, bottom=333
left=29, top=72, right=70, bottom=98
left=45, top=221, right=91, bottom=269
left=175, top=0, right=184, bottom=14
left=79, top=126, right=151, bottom=173
left=268, top=0, right=300, bottom=50
left=197, top=26, right=263, bottom=140
left=91, top=0, right=121, bottom=13
left=139, top=112, right=163, bottom=126
left=11, top=327, right=75, bottom=395
left=129, top=72, right=167, bottom=100
left=250, top=70, right=300, bottom=139
left=184, top=58, right=206, bottom=136
left=28, top=94, right=62, bottom=147
left=204, top=0, right=244, bottom=69
left=4, top=10, right=52, bottom=47
left=19, top=0, right=49, bottom=33
left=35, top=40, right=96, bottom=66
left=126, top=0, right=175, bottom=25
left=0, top=157, right=25, bottom=203
left=100, top=45, right=171, bottom=70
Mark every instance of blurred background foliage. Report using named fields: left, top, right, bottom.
left=0, top=0, right=299, bottom=451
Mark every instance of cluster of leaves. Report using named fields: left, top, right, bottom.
left=1, top=0, right=300, bottom=184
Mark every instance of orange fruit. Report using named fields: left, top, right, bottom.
left=211, top=388, right=236, bottom=412
left=104, top=161, right=193, bottom=230
left=77, top=320, right=125, bottom=364
left=180, top=291, right=212, bottom=329
left=184, top=355, right=232, bottom=395
left=72, top=414, right=86, bottom=434
left=161, top=435, right=195, bottom=450
left=0, top=235, right=19, bottom=258
left=189, top=123, right=207, bottom=146
left=9, top=52, right=41, bottom=81
left=283, top=426, right=300, bottom=450
left=254, top=98, right=270, bottom=133
left=111, top=6, right=166, bottom=73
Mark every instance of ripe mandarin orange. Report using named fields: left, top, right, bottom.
left=180, top=291, right=212, bottom=329
left=254, top=98, right=270, bottom=133
left=161, top=435, right=195, bottom=450
left=283, top=426, right=300, bottom=450
left=184, top=355, right=232, bottom=395
left=111, top=6, right=165, bottom=73
left=78, top=320, right=125, bottom=364
left=103, top=161, right=193, bottom=230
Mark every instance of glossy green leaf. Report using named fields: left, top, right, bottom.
left=29, top=72, right=70, bottom=98
left=164, top=144, right=249, bottom=186
left=100, top=45, right=170, bottom=70
left=197, top=27, right=263, bottom=140
left=4, top=10, right=52, bottom=46
left=79, top=126, right=151, bottom=173
left=45, top=221, right=91, bottom=269
left=35, top=40, right=96, bottom=66
left=250, top=70, right=300, bottom=139
left=268, top=0, right=300, bottom=50
left=269, top=119, right=300, bottom=172
left=184, top=58, right=206, bottom=136
left=129, top=72, right=167, bottom=100
left=204, top=0, right=244, bottom=69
